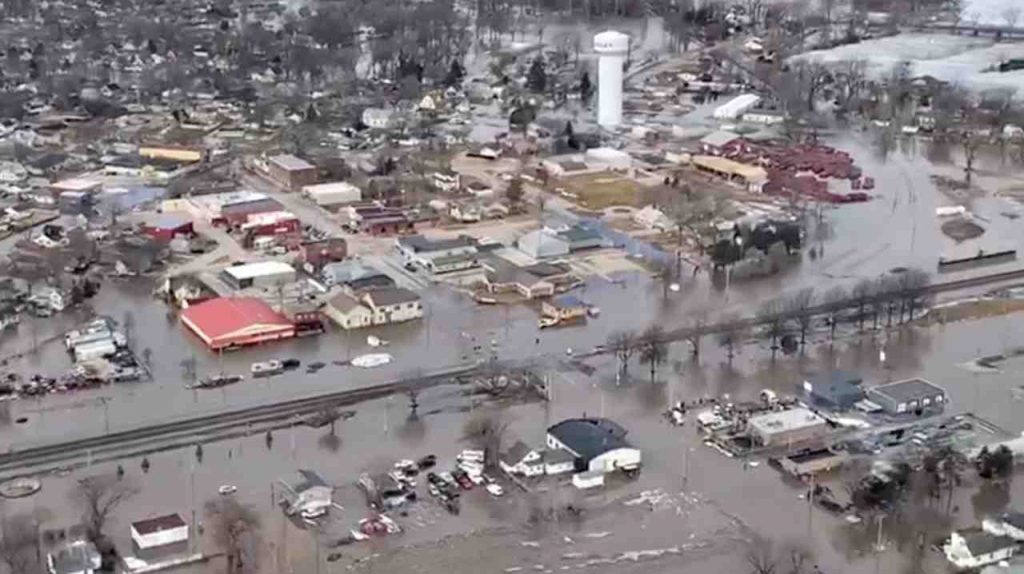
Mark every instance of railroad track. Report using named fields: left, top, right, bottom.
left=3, top=266, right=1022, bottom=481
left=0, top=364, right=480, bottom=480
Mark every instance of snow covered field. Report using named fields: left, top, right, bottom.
left=795, top=33, right=1024, bottom=94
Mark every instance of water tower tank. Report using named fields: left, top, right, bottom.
left=593, top=31, right=629, bottom=128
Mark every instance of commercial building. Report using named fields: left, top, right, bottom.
left=141, top=213, right=194, bottom=242
left=395, top=235, right=479, bottom=274
left=944, top=528, right=1017, bottom=570
left=303, top=181, right=362, bottom=207
left=165, top=191, right=282, bottom=225
left=747, top=408, right=828, bottom=447
left=277, top=469, right=332, bottom=515
left=130, top=513, right=189, bottom=560
left=221, top=261, right=296, bottom=290
left=867, top=378, right=947, bottom=415
left=483, top=259, right=559, bottom=299
left=800, top=371, right=864, bottom=410
left=47, top=540, right=101, bottom=574
left=267, top=154, right=318, bottom=190
left=180, top=297, right=295, bottom=351
left=546, top=418, right=641, bottom=474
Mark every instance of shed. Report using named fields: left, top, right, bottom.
left=572, top=470, right=605, bottom=490
left=131, top=513, right=188, bottom=559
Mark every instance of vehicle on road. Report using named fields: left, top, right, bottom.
left=251, top=360, right=283, bottom=377
left=218, top=485, right=237, bottom=495
left=486, top=483, right=504, bottom=497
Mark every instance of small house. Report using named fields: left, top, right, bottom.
left=700, top=131, right=741, bottom=155
left=944, top=528, right=1017, bottom=570
left=500, top=441, right=545, bottom=477
left=542, top=295, right=588, bottom=321
left=323, top=292, right=373, bottom=330
left=361, top=288, right=423, bottom=325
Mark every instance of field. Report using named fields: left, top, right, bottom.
left=561, top=172, right=643, bottom=210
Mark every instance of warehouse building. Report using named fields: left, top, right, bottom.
left=867, top=378, right=947, bottom=415
left=180, top=297, right=294, bottom=350
left=303, top=181, right=362, bottom=207
left=747, top=408, right=828, bottom=447
left=221, top=261, right=296, bottom=290
left=267, top=154, right=318, bottom=190
left=546, top=418, right=641, bottom=474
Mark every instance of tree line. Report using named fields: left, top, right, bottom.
left=608, top=267, right=932, bottom=378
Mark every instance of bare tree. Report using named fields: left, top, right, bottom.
left=746, top=538, right=778, bottom=574
left=180, top=355, right=198, bottom=384
left=608, top=330, right=638, bottom=376
left=639, top=325, right=668, bottom=383
left=1002, top=6, right=1022, bottom=29
left=717, top=315, right=748, bottom=364
left=685, top=310, right=708, bottom=359
left=822, top=286, right=849, bottom=341
left=73, top=475, right=138, bottom=543
left=851, top=279, right=874, bottom=332
left=785, top=288, right=815, bottom=348
left=122, top=310, right=136, bottom=350
left=463, top=409, right=510, bottom=469
left=758, top=299, right=788, bottom=360
left=0, top=514, right=40, bottom=574
left=961, top=130, right=983, bottom=184
left=205, top=497, right=260, bottom=574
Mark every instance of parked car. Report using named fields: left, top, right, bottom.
left=486, top=483, right=504, bottom=497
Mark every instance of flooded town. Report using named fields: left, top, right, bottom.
left=4, top=0, right=1024, bottom=572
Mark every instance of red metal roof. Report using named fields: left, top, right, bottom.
left=181, top=297, right=292, bottom=342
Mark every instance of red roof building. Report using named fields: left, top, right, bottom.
left=142, top=214, right=194, bottom=242
left=180, top=297, right=294, bottom=351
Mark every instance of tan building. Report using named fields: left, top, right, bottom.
left=267, top=154, right=318, bottom=191
left=692, top=155, right=768, bottom=193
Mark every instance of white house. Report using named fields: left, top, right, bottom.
left=361, top=288, right=423, bottom=325
left=395, top=235, right=479, bottom=274
left=544, top=449, right=576, bottom=475
left=500, top=441, right=545, bottom=477
left=944, top=528, right=1017, bottom=570
left=48, top=540, right=101, bottom=574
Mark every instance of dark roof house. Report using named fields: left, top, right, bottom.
left=547, top=418, right=630, bottom=461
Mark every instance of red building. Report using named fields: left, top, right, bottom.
left=142, top=214, right=194, bottom=242
left=180, top=297, right=294, bottom=351
left=298, top=238, right=348, bottom=273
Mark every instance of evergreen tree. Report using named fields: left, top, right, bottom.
left=445, top=59, right=465, bottom=87
left=527, top=57, right=547, bottom=93
left=579, top=71, right=592, bottom=102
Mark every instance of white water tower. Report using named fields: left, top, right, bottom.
left=593, top=30, right=629, bottom=128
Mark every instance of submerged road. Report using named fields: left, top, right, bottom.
left=2, top=265, right=1023, bottom=480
